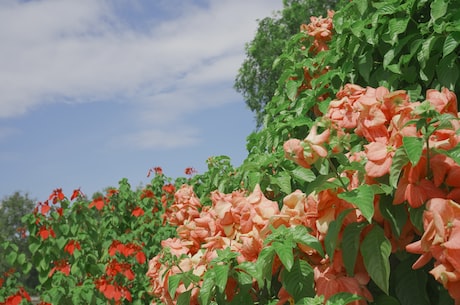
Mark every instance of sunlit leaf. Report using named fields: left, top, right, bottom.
left=403, top=136, right=424, bottom=165
left=338, top=185, right=374, bottom=223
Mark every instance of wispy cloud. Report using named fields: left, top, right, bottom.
left=0, top=0, right=281, bottom=149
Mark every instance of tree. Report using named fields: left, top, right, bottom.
left=234, top=0, right=339, bottom=127
left=0, top=192, right=37, bottom=290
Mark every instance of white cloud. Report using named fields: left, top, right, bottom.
left=115, top=126, right=201, bottom=150
left=0, top=0, right=282, bottom=148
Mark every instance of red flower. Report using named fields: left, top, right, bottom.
left=162, top=184, right=176, bottom=194
left=49, top=188, right=65, bottom=204
left=135, top=251, right=146, bottom=264
left=89, top=197, right=105, bottom=210
left=147, top=166, right=163, bottom=177
left=49, top=260, right=70, bottom=277
left=140, top=189, right=155, bottom=199
left=185, top=167, right=197, bottom=176
left=71, top=188, right=81, bottom=200
left=106, top=259, right=135, bottom=281
left=38, top=226, right=55, bottom=240
left=95, top=277, right=132, bottom=302
left=131, top=207, right=144, bottom=217
left=40, top=203, right=50, bottom=215
left=64, top=240, right=81, bottom=255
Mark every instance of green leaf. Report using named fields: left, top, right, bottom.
left=326, top=292, right=363, bottom=305
left=338, top=185, right=374, bottom=223
left=358, top=52, right=372, bottom=82
left=177, top=289, right=191, bottom=305
left=402, top=136, right=424, bottom=165
left=394, top=258, right=430, bottom=305
left=388, top=17, right=409, bottom=45
left=436, top=53, right=459, bottom=90
left=291, top=167, right=316, bottom=183
left=274, top=172, right=292, bottom=194
left=409, top=205, right=425, bottom=232
left=420, top=36, right=440, bottom=67
left=376, top=3, right=397, bottom=15
left=6, top=251, right=17, bottom=265
left=17, top=253, right=26, bottom=265
left=168, top=274, right=182, bottom=299
left=273, top=241, right=294, bottom=272
left=292, top=226, right=324, bottom=257
left=214, top=264, right=229, bottom=293
left=390, top=146, right=409, bottom=188
left=431, top=0, right=448, bottom=21
left=281, top=259, right=314, bottom=301
left=443, top=143, right=460, bottom=164
left=360, top=226, right=391, bottom=294
left=324, top=209, right=353, bottom=261
left=256, top=247, right=275, bottom=289
left=443, top=32, right=460, bottom=58
left=354, top=0, right=368, bottom=15
left=342, top=222, right=366, bottom=276
left=379, top=195, right=408, bottom=237
left=286, top=80, right=299, bottom=101
left=199, top=270, right=215, bottom=305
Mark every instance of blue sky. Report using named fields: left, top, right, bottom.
left=0, top=0, right=284, bottom=201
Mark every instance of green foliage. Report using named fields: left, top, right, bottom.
left=2, top=172, right=180, bottom=304
left=235, top=0, right=339, bottom=126
left=0, top=192, right=37, bottom=292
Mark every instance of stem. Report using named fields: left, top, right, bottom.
left=425, top=136, right=432, bottom=180
left=328, top=158, right=348, bottom=190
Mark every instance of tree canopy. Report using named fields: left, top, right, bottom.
left=234, top=0, right=339, bottom=127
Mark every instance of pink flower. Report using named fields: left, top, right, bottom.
left=394, top=157, right=446, bottom=208
left=314, top=252, right=372, bottom=305
left=406, top=198, right=460, bottom=301
left=364, top=141, right=394, bottom=178
left=426, top=87, right=458, bottom=114
left=163, top=184, right=201, bottom=226
left=284, top=125, right=330, bottom=168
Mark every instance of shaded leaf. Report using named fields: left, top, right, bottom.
left=360, top=226, right=391, bottom=294
left=394, top=258, right=430, bottom=305
left=342, top=222, right=366, bottom=276
left=325, top=209, right=353, bottom=261
left=281, top=259, right=314, bottom=301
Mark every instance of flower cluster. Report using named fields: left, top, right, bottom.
left=147, top=184, right=280, bottom=304
left=406, top=198, right=460, bottom=300
left=282, top=84, right=460, bottom=301
left=300, top=10, right=334, bottom=52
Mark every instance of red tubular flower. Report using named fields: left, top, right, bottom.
left=131, top=207, right=144, bottom=217
left=64, top=240, right=81, bottom=255
left=49, top=188, right=65, bottom=204
left=38, top=225, right=55, bottom=240
left=89, top=197, right=105, bottom=210
left=49, top=259, right=71, bottom=277
left=406, top=198, right=460, bottom=301
left=162, top=184, right=175, bottom=194
left=70, top=188, right=81, bottom=200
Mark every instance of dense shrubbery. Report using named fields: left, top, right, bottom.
left=1, top=0, right=460, bottom=304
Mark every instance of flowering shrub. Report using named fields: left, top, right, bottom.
left=147, top=85, right=460, bottom=305
left=0, top=170, right=189, bottom=305
left=1, top=0, right=459, bottom=304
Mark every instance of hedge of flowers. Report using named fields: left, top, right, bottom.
left=1, top=0, right=460, bottom=304
left=146, top=84, right=460, bottom=305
